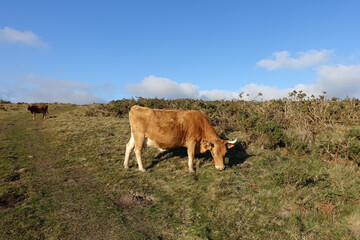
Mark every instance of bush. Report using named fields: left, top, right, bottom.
left=239, top=113, right=287, bottom=149
left=344, top=128, right=360, bottom=164
left=256, top=121, right=288, bottom=149
left=286, top=135, right=309, bottom=155
left=95, top=95, right=360, bottom=163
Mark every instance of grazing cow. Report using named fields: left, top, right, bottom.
left=124, top=105, right=236, bottom=172
left=26, top=104, right=49, bottom=120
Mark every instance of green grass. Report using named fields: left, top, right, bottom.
left=1, top=103, right=360, bottom=239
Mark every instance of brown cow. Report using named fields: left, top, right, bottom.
left=124, top=105, right=236, bottom=172
left=26, top=104, right=49, bottom=120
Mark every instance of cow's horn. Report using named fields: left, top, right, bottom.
left=227, top=139, right=237, bottom=144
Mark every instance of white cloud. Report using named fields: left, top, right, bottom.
left=126, top=69, right=360, bottom=101
left=240, top=84, right=292, bottom=100
left=316, top=64, right=360, bottom=98
left=0, top=26, right=49, bottom=48
left=1, top=74, right=104, bottom=104
left=128, top=75, right=240, bottom=100
left=0, top=89, right=15, bottom=101
left=4, top=62, right=356, bottom=104
left=127, top=63, right=360, bottom=101
left=240, top=64, right=360, bottom=100
left=257, top=49, right=333, bottom=70
left=128, top=75, right=199, bottom=99
left=199, top=89, right=239, bottom=100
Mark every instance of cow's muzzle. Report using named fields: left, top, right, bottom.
left=215, top=165, right=225, bottom=170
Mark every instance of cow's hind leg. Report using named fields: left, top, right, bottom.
left=134, top=134, right=146, bottom=172
left=124, top=133, right=135, bottom=169
left=32, top=113, right=35, bottom=120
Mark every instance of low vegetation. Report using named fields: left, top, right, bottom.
left=1, top=94, right=360, bottom=239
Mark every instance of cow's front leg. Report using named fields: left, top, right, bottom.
left=187, top=143, right=195, bottom=172
left=32, top=113, right=35, bottom=120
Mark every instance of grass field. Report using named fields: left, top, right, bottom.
left=1, top=101, right=360, bottom=239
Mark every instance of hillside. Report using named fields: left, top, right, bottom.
left=1, top=98, right=360, bottom=239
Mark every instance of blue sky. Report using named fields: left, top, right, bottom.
left=1, top=0, right=360, bottom=104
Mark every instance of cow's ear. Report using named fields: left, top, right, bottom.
left=206, top=139, right=214, bottom=148
left=226, top=143, right=235, bottom=149
left=201, top=139, right=214, bottom=152
left=226, top=139, right=237, bottom=149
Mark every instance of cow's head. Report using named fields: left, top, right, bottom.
left=26, top=104, right=30, bottom=110
left=203, top=139, right=236, bottom=170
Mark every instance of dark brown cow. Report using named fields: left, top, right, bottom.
left=124, top=105, right=236, bottom=172
left=26, top=104, right=49, bottom=120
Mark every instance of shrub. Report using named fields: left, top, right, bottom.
left=96, top=95, right=360, bottom=163
left=256, top=121, right=288, bottom=149
left=344, top=128, right=360, bottom=164
left=286, top=135, right=310, bottom=155
left=239, top=112, right=287, bottom=149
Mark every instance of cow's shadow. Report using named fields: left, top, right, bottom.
left=147, top=147, right=189, bottom=170
left=225, top=141, right=252, bottom=167
left=148, top=141, right=251, bottom=170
